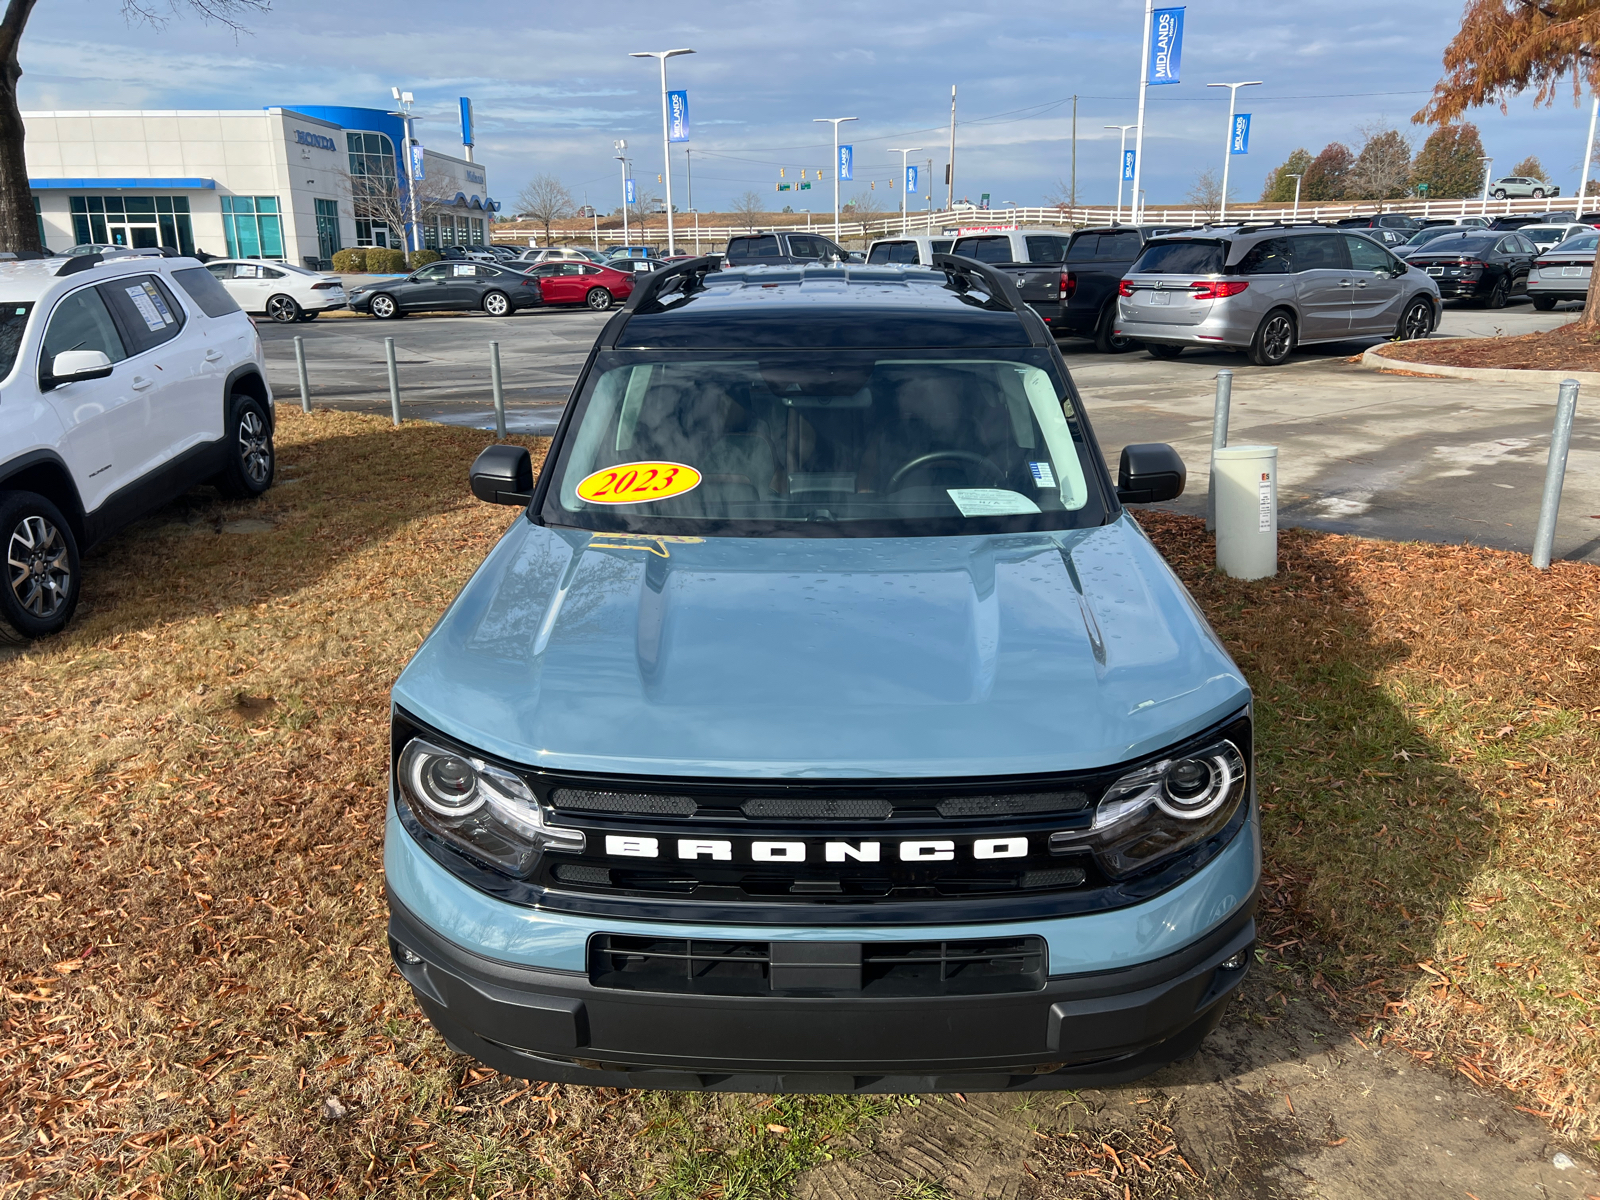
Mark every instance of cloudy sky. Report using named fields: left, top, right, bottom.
left=16, top=0, right=1595, bottom=213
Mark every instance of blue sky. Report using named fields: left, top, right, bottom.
left=16, top=0, right=1597, bottom=213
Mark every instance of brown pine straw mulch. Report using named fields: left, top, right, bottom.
left=0, top=410, right=1595, bottom=1197
left=1375, top=319, right=1600, bottom=371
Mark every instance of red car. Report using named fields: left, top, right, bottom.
left=521, top=261, right=634, bottom=310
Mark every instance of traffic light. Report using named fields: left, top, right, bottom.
left=800, top=168, right=806, bottom=179
left=657, top=174, right=662, bottom=183
left=870, top=180, right=875, bottom=190
left=780, top=168, right=785, bottom=178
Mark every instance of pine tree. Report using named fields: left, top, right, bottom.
left=1260, top=149, right=1313, bottom=203
left=1410, top=124, right=1486, bottom=199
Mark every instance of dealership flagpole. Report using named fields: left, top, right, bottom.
left=1130, top=0, right=1153, bottom=223
left=631, top=49, right=694, bottom=256
left=1579, top=94, right=1599, bottom=211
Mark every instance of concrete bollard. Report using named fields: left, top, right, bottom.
left=490, top=341, right=506, bottom=441
left=1206, top=369, right=1233, bottom=532
left=385, top=336, right=401, bottom=427
left=1214, top=444, right=1278, bottom=580
left=1532, top=379, right=1579, bottom=570
left=293, top=335, right=311, bottom=414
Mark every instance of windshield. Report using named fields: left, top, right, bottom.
left=0, top=302, right=32, bottom=381
left=540, top=349, right=1105, bottom=538
left=1129, top=239, right=1228, bottom=275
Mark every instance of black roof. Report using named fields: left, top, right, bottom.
left=604, top=261, right=1046, bottom=350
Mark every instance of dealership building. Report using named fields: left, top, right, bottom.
left=20, top=102, right=499, bottom=266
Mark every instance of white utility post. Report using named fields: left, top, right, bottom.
left=888, top=146, right=922, bottom=234
left=1130, top=0, right=1154, bottom=222
left=1205, top=80, right=1262, bottom=224
left=614, top=140, right=630, bottom=249
left=390, top=87, right=421, bottom=255
left=947, top=85, right=957, bottom=211
left=1287, top=172, right=1304, bottom=221
left=630, top=48, right=694, bottom=256
left=1105, top=124, right=1137, bottom=223
left=814, top=116, right=858, bottom=242
left=1480, top=156, right=1494, bottom=215
left=1580, top=97, right=1599, bottom=212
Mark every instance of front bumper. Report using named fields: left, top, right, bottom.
left=384, top=799, right=1260, bottom=1091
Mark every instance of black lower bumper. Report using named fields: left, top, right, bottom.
left=386, top=890, right=1255, bottom=1093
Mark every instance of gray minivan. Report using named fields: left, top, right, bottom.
left=1114, top=226, right=1441, bottom=366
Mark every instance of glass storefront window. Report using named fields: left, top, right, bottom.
left=348, top=131, right=398, bottom=248
left=314, top=198, right=342, bottom=261
left=69, top=194, right=192, bottom=254
left=221, top=196, right=284, bottom=259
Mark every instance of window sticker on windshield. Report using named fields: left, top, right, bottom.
left=1028, top=461, right=1057, bottom=489
left=577, top=461, right=702, bottom=505
left=125, top=283, right=170, bottom=331
left=946, top=489, right=1042, bottom=517
left=453, top=265, right=475, bottom=276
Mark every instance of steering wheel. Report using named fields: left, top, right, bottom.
left=887, top=450, right=1007, bottom=492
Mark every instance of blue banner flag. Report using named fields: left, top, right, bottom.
left=1122, top=150, right=1136, bottom=181
left=1147, top=7, right=1184, bottom=85
left=1231, top=114, right=1251, bottom=155
left=668, top=90, right=689, bottom=143
left=625, top=178, right=635, bottom=204
left=838, top=144, right=853, bottom=182
left=409, top=142, right=425, bottom=181
left=459, top=98, right=474, bottom=148
left=906, top=164, right=918, bottom=194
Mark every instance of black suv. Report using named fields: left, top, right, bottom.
left=724, top=230, right=852, bottom=265
left=1057, top=224, right=1196, bottom=352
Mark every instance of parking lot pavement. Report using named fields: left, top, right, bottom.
left=261, top=300, right=1598, bottom=563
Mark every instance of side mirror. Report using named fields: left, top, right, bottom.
left=470, top=444, right=535, bottom=506
left=47, top=349, right=113, bottom=387
left=1116, top=443, right=1186, bottom=504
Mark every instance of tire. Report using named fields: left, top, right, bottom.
left=1248, top=309, right=1297, bottom=366
left=297, top=310, right=320, bottom=322
left=369, top=293, right=399, bottom=319
left=1487, top=276, right=1510, bottom=309
left=1533, top=188, right=1546, bottom=199
left=1533, top=295, right=1558, bottom=311
left=1093, top=303, right=1133, bottom=354
left=482, top=290, right=511, bottom=317
left=1395, top=297, right=1433, bottom=341
left=213, top=395, right=275, bottom=500
left=1146, top=343, right=1184, bottom=360
left=585, top=287, right=614, bottom=311
left=0, top=491, right=80, bottom=643
left=265, top=294, right=301, bottom=323
left=1492, top=189, right=1507, bottom=199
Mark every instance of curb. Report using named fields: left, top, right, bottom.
left=1358, top=345, right=1600, bottom=387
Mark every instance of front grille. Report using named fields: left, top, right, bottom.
left=589, top=934, right=1047, bottom=997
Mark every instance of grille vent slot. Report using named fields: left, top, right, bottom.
left=550, top=789, right=696, bottom=816
left=936, top=791, right=1090, bottom=818
left=741, top=797, right=893, bottom=820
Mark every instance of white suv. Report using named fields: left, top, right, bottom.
left=0, top=251, right=274, bottom=641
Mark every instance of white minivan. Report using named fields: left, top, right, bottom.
left=0, top=250, right=273, bottom=640
left=865, top=235, right=954, bottom=265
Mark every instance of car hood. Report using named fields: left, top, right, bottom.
left=393, top=515, right=1249, bottom=779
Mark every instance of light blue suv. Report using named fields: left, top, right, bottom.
left=384, top=256, right=1259, bottom=1092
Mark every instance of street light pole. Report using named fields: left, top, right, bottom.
left=630, top=48, right=695, bottom=256
left=1480, top=156, right=1494, bottom=215
left=888, top=146, right=922, bottom=234
left=614, top=140, right=629, bottom=249
left=814, top=116, right=858, bottom=242
left=1130, top=0, right=1153, bottom=223
left=1105, top=123, right=1136, bottom=223
left=1286, top=172, right=1304, bottom=221
left=390, top=87, right=421, bottom=258
left=1205, top=80, right=1262, bottom=224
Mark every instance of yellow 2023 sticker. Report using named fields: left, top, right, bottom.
left=577, top=461, right=701, bottom=505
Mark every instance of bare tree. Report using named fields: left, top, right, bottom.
left=1345, top=125, right=1414, bottom=200
left=1186, top=168, right=1223, bottom=219
left=626, top=187, right=660, bottom=233
left=729, top=191, right=766, bottom=231
left=516, top=174, right=573, bottom=245
left=842, top=188, right=886, bottom=217
left=0, top=0, right=268, bottom=251
left=336, top=165, right=455, bottom=268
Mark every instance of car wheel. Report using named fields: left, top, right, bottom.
left=265, top=294, right=301, bottom=323
left=1532, top=295, right=1558, bottom=311
left=213, top=395, right=275, bottom=500
left=297, top=310, right=320, bottom=322
left=585, top=287, right=614, bottom=311
left=0, top=491, right=80, bottom=643
left=1492, top=189, right=1508, bottom=199
left=482, top=290, right=511, bottom=317
left=1146, top=343, right=1184, bottom=360
left=1395, top=297, right=1433, bottom=341
left=1093, top=303, right=1133, bottom=354
left=369, top=294, right=399, bottom=319
left=1533, top=188, right=1546, bottom=199
left=1487, top=276, right=1510, bottom=309
left=1248, top=310, right=1297, bottom=366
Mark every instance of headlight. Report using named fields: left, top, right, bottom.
left=397, top=738, right=583, bottom=876
left=1052, top=733, right=1250, bottom=880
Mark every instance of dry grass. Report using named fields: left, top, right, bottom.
left=0, top=409, right=1596, bottom=1196
left=1139, top=511, right=1600, bottom=1147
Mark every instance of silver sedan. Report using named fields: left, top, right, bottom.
left=1527, top=231, right=1598, bottom=310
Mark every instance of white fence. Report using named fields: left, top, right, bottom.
left=499, top=194, right=1575, bottom=251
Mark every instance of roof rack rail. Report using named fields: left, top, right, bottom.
left=56, top=254, right=102, bottom=276
left=929, top=252, right=1025, bottom=313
